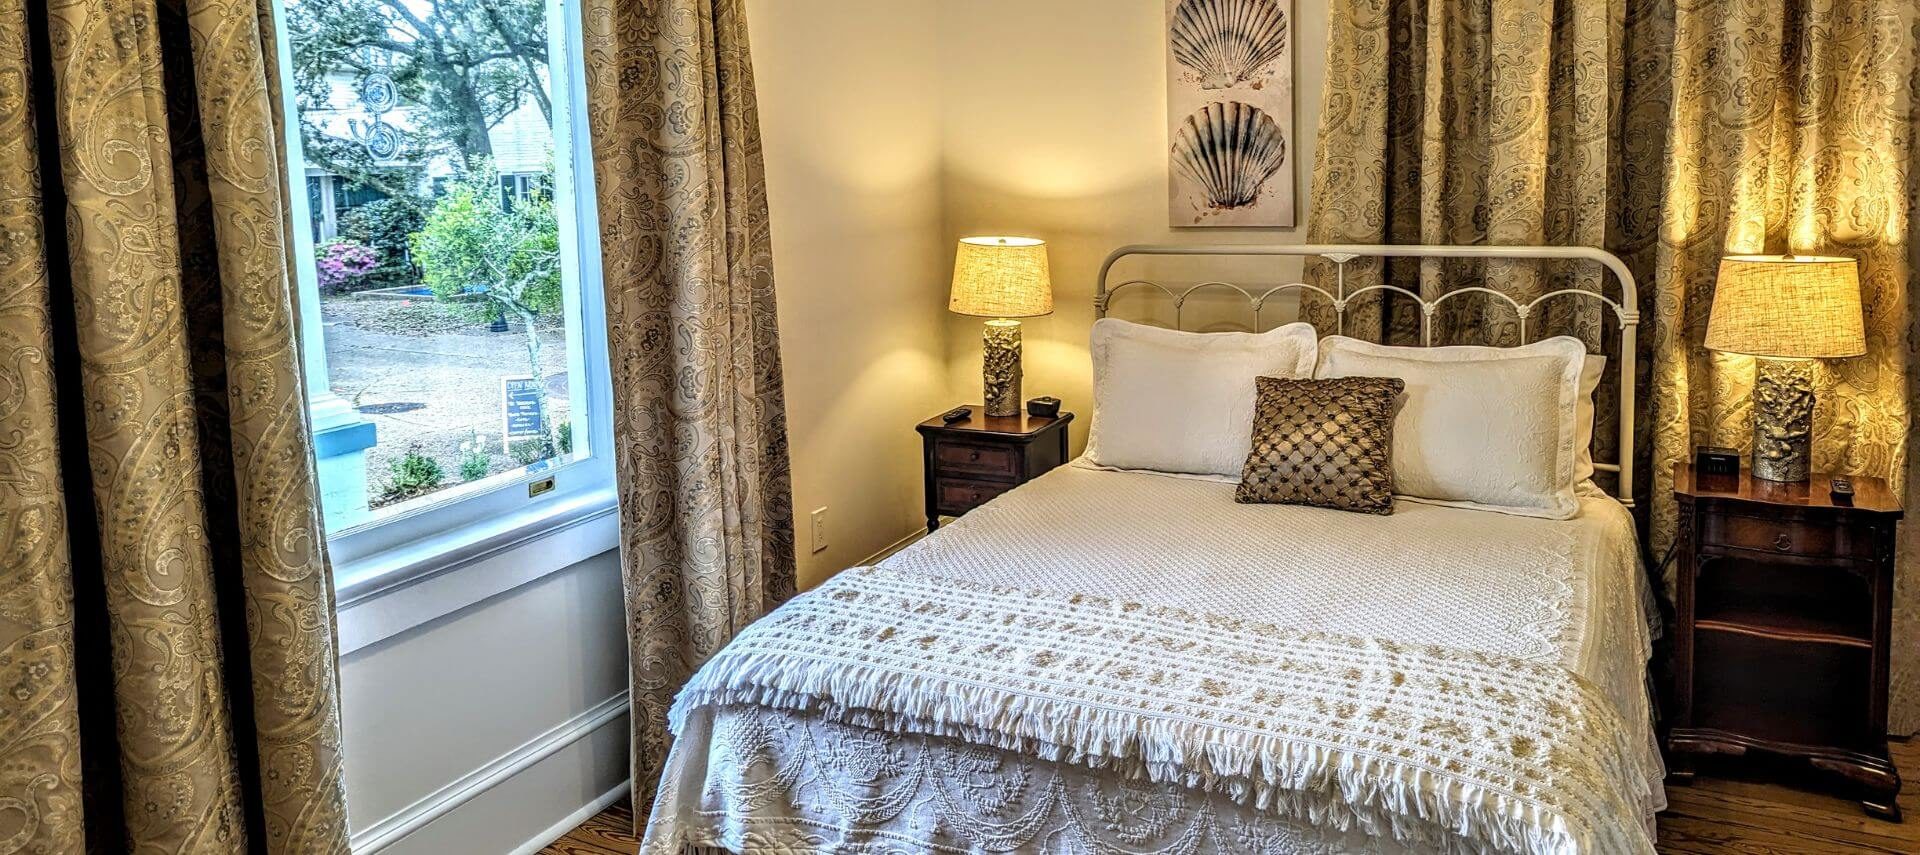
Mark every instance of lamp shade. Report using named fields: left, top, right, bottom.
left=949, top=236, right=1053, bottom=318
left=1705, top=255, right=1865, bottom=359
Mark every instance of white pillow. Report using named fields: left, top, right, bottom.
left=1574, top=354, right=1605, bottom=484
left=1315, top=335, right=1590, bottom=519
left=1085, top=319, right=1318, bottom=478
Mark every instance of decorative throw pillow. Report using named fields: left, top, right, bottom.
left=1235, top=376, right=1404, bottom=514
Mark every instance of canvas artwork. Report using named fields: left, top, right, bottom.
left=1166, top=0, right=1296, bottom=228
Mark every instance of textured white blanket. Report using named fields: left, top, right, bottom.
left=660, top=466, right=1663, bottom=853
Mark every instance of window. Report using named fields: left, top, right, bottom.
left=274, top=0, right=612, bottom=581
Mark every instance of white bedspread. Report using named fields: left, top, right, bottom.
left=644, top=463, right=1664, bottom=854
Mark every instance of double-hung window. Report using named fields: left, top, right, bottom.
left=272, top=0, right=613, bottom=604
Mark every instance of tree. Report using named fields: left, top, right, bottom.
left=411, top=162, right=563, bottom=448
left=287, top=0, right=550, bottom=197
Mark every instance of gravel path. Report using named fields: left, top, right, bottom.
left=321, top=297, right=571, bottom=506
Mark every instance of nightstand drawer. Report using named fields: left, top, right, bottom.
left=919, top=408, right=1072, bottom=533
left=933, top=440, right=1020, bottom=480
left=935, top=478, right=1013, bottom=514
left=1700, top=513, right=1873, bottom=561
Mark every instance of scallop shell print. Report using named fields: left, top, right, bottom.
left=1170, top=0, right=1290, bottom=90
left=1171, top=102, right=1287, bottom=210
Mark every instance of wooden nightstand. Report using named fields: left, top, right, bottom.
left=916, top=407, right=1072, bottom=532
left=1668, top=462, right=1904, bottom=819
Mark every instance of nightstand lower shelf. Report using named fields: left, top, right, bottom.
left=1693, top=619, right=1870, bottom=648
left=1688, top=630, right=1871, bottom=748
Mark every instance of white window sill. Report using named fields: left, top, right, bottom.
left=334, top=486, right=620, bottom=654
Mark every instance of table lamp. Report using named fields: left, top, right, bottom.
left=950, top=236, right=1053, bottom=416
left=1705, top=254, right=1865, bottom=482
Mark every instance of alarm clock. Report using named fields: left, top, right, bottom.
left=1831, top=476, right=1855, bottom=505
left=1026, top=396, right=1061, bottom=418
left=1694, top=445, right=1739, bottom=477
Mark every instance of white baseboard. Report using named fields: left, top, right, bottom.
left=351, top=691, right=631, bottom=853
left=510, top=778, right=633, bottom=855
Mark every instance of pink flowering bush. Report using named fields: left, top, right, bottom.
left=316, top=239, right=378, bottom=292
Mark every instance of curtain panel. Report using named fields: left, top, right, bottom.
left=0, top=0, right=350, bottom=851
left=1648, top=0, right=1917, bottom=732
left=1304, top=0, right=1671, bottom=494
left=579, top=0, right=797, bottom=818
left=1309, top=0, right=1919, bottom=732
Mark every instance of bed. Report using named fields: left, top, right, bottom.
left=641, top=245, right=1665, bottom=854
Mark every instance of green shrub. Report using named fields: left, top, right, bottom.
left=458, top=432, right=492, bottom=481
left=507, top=438, right=552, bottom=466
left=378, top=445, right=444, bottom=504
left=556, top=421, right=573, bottom=455
left=507, top=437, right=555, bottom=467
left=337, top=197, right=427, bottom=292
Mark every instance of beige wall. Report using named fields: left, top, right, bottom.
left=935, top=0, right=1328, bottom=452
left=752, top=0, right=1330, bottom=586
left=749, top=0, right=947, bottom=588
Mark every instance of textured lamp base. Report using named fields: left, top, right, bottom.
left=982, top=319, right=1022, bottom=417
left=1752, top=357, right=1814, bottom=482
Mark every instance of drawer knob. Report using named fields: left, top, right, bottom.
left=968, top=450, right=981, bottom=462
left=1773, top=533, right=1792, bottom=551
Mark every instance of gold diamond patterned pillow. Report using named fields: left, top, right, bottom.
left=1235, top=376, right=1404, bottom=514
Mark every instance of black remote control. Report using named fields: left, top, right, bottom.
left=1831, top=477, right=1855, bottom=505
left=940, top=406, right=972, bottom=423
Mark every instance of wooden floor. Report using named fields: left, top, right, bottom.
left=541, top=800, right=640, bottom=855
left=1656, top=739, right=1920, bottom=853
left=544, top=740, right=1920, bottom=854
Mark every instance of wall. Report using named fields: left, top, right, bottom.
left=756, top=0, right=1330, bottom=579
left=935, top=0, right=1328, bottom=451
left=341, top=553, right=632, bottom=854
left=751, top=0, right=948, bottom=589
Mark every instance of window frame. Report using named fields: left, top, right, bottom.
left=273, top=0, right=618, bottom=628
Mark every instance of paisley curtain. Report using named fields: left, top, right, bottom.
left=1304, top=0, right=1671, bottom=500
left=1309, top=0, right=1920, bottom=731
left=580, top=0, right=797, bottom=818
left=0, top=0, right=351, bottom=852
left=1647, top=0, right=1917, bottom=732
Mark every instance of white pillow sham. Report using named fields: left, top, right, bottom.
left=1574, top=354, right=1605, bottom=484
left=1315, top=335, right=1590, bottom=519
left=1085, top=318, right=1318, bottom=478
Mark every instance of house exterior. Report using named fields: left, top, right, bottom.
left=302, top=67, right=555, bottom=244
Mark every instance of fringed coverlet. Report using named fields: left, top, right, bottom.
left=643, top=466, right=1664, bottom=854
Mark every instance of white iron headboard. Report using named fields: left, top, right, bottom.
left=1095, top=243, right=1641, bottom=507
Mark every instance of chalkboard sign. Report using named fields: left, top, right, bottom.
left=501, top=376, right=546, bottom=450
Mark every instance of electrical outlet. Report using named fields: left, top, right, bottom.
left=810, top=507, right=828, bottom=553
